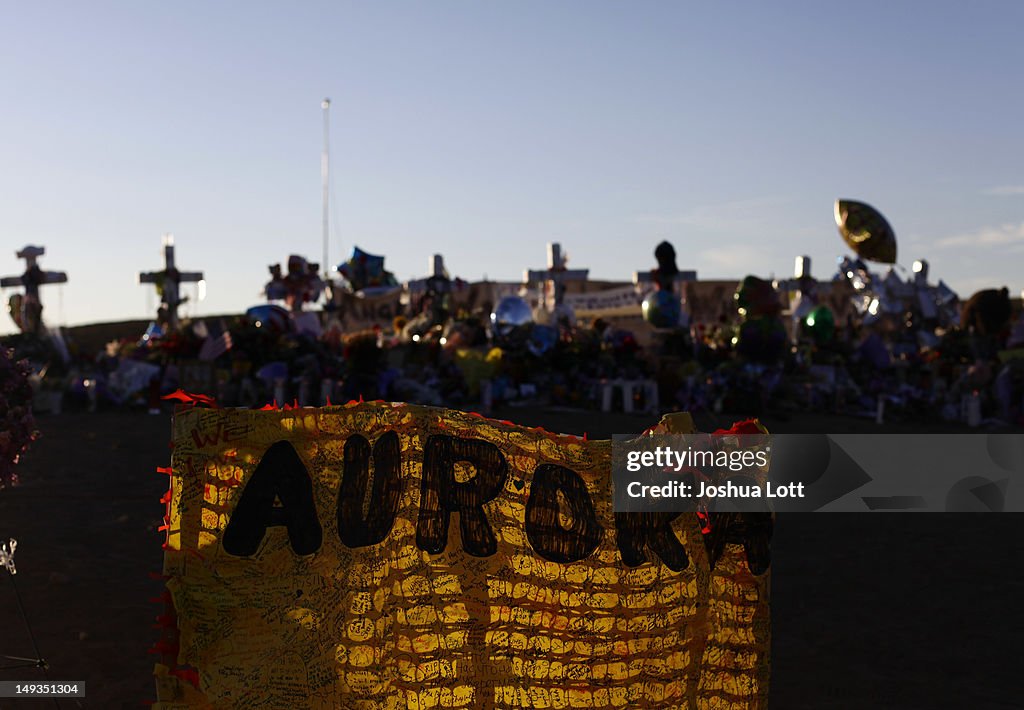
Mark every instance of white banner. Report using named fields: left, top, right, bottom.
left=566, top=285, right=643, bottom=315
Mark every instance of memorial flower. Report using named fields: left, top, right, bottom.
left=0, top=347, right=39, bottom=489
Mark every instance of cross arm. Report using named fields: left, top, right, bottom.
left=139, top=271, right=203, bottom=284
left=634, top=270, right=697, bottom=284
left=1, top=272, right=66, bottom=287
left=40, top=271, right=68, bottom=285
left=524, top=268, right=589, bottom=283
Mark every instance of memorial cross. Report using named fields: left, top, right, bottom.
left=524, top=243, right=588, bottom=311
left=1, top=245, right=68, bottom=334
left=138, top=234, right=204, bottom=331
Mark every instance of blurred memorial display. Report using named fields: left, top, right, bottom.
left=2, top=205, right=1020, bottom=427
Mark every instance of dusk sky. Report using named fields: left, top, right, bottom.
left=2, top=1, right=1023, bottom=334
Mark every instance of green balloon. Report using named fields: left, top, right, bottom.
left=803, top=305, right=835, bottom=343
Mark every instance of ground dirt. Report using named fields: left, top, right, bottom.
left=1, top=406, right=1020, bottom=708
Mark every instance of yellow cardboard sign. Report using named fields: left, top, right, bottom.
left=155, top=403, right=770, bottom=709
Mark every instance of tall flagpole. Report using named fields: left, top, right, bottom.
left=321, top=97, right=331, bottom=275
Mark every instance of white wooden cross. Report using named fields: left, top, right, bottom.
left=772, top=255, right=813, bottom=292
left=1, top=245, right=68, bottom=334
left=404, top=254, right=463, bottom=328
left=407, top=254, right=452, bottom=297
left=632, top=267, right=697, bottom=290
left=773, top=255, right=845, bottom=341
left=524, top=243, right=588, bottom=311
left=138, top=234, right=204, bottom=332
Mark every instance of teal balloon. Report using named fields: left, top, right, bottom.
left=803, top=305, right=835, bottom=343
left=642, top=290, right=681, bottom=328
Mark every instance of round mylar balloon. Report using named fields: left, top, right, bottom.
left=642, top=289, right=681, bottom=328
left=835, top=199, right=897, bottom=264
left=490, top=296, right=533, bottom=337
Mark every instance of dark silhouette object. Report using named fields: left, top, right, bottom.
left=961, top=288, right=1011, bottom=337
left=653, top=241, right=679, bottom=291
left=961, top=287, right=1011, bottom=360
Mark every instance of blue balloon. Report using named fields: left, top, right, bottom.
left=527, top=325, right=558, bottom=356
left=245, top=304, right=292, bottom=332
left=642, top=290, right=681, bottom=328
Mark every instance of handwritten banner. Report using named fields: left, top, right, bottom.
left=565, top=286, right=643, bottom=317
left=154, top=404, right=770, bottom=709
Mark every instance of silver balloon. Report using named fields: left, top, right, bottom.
left=917, top=291, right=938, bottom=320
left=836, top=253, right=961, bottom=333
left=853, top=294, right=873, bottom=315
left=882, top=269, right=914, bottom=299
left=490, top=296, right=533, bottom=337
left=879, top=295, right=903, bottom=315
left=837, top=256, right=872, bottom=291
left=935, top=281, right=957, bottom=306
left=933, top=280, right=960, bottom=327
left=792, top=293, right=816, bottom=320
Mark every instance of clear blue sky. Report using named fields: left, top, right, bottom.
left=2, top=1, right=1023, bottom=334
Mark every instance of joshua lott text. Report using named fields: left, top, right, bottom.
left=627, top=480, right=805, bottom=499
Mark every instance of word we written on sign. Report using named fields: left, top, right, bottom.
left=213, top=417, right=771, bottom=576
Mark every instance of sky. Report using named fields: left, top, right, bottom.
left=2, top=1, right=1023, bottom=334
